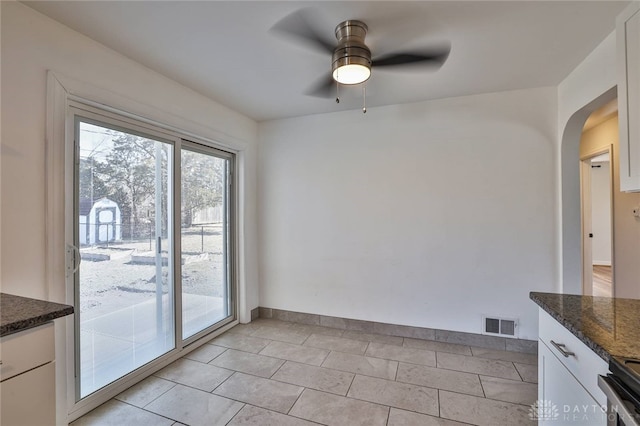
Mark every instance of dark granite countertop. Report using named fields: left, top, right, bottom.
left=531, top=292, right=640, bottom=362
left=1, top=293, right=74, bottom=337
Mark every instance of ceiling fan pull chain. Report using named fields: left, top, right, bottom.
left=336, top=71, right=340, bottom=103
left=362, top=84, right=367, bottom=114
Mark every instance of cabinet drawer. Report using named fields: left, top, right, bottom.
left=0, top=322, right=55, bottom=381
left=539, top=310, right=608, bottom=406
left=1, top=361, right=55, bottom=426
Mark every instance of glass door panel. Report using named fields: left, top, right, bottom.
left=76, top=119, right=175, bottom=398
left=181, top=146, right=232, bottom=339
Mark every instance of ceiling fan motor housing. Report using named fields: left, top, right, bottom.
left=332, top=20, right=372, bottom=84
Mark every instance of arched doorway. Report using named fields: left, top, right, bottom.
left=560, top=87, right=617, bottom=295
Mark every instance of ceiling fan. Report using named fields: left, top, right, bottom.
left=271, top=9, right=451, bottom=106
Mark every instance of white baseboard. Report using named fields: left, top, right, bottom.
left=593, top=261, right=611, bottom=266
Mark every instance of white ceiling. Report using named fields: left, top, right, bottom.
left=25, top=1, right=629, bottom=122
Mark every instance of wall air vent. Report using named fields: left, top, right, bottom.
left=483, top=316, right=518, bottom=338
left=485, top=318, right=500, bottom=334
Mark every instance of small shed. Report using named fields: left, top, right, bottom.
left=79, top=198, right=122, bottom=245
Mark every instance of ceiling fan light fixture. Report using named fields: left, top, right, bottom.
left=331, top=20, right=371, bottom=85
left=333, top=62, right=371, bottom=85
left=272, top=11, right=452, bottom=99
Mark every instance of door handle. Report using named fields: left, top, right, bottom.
left=66, top=244, right=82, bottom=276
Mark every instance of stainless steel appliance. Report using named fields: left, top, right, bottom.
left=599, top=356, right=640, bottom=426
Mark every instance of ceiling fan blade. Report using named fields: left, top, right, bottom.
left=372, top=45, right=451, bottom=68
left=270, top=8, right=334, bottom=54
left=305, top=75, right=336, bottom=98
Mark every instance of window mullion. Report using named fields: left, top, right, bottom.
left=173, top=139, right=183, bottom=348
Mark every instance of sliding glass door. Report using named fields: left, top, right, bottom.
left=181, top=144, right=233, bottom=339
left=72, top=106, right=235, bottom=401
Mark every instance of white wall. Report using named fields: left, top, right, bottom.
left=557, top=32, right=617, bottom=295
left=258, top=87, right=557, bottom=340
left=590, top=161, right=612, bottom=266
left=1, top=5, right=260, bottom=422
left=1, top=2, right=260, bottom=315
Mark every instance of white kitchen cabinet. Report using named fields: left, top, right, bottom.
left=0, top=323, right=56, bottom=426
left=539, top=341, right=606, bottom=425
left=537, top=309, right=609, bottom=425
left=617, top=2, right=640, bottom=192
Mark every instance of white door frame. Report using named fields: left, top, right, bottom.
left=45, top=71, right=246, bottom=423
left=580, top=145, right=614, bottom=297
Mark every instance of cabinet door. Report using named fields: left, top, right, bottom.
left=617, top=2, right=640, bottom=192
left=1, top=362, right=55, bottom=426
left=539, top=341, right=606, bottom=425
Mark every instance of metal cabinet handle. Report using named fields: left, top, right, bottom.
left=550, top=340, right=576, bottom=358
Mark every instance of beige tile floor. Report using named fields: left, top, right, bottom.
left=72, top=318, right=538, bottom=426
